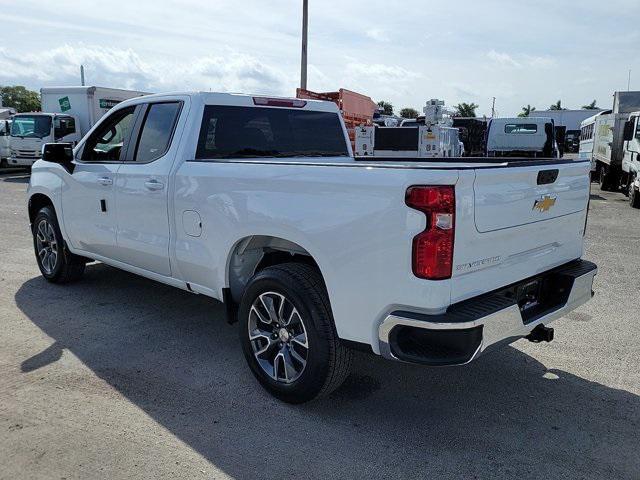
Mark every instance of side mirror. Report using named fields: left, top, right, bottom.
left=42, top=143, right=74, bottom=173
left=623, top=120, right=635, bottom=142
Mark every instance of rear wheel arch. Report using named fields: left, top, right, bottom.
left=226, top=235, right=325, bottom=303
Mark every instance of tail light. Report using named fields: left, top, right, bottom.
left=406, top=186, right=455, bottom=280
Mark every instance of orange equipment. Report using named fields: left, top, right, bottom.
left=296, top=88, right=377, bottom=149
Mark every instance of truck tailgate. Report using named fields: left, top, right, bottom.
left=451, top=160, right=590, bottom=304
left=473, top=161, right=588, bottom=232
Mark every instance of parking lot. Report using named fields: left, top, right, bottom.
left=0, top=169, right=638, bottom=479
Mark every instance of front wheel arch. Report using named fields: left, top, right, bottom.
left=28, top=193, right=55, bottom=226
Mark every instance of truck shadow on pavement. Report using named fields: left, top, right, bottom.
left=15, top=264, right=640, bottom=479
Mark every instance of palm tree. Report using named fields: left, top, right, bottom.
left=582, top=100, right=598, bottom=110
left=377, top=100, right=394, bottom=116
left=550, top=100, right=565, bottom=111
left=399, top=107, right=419, bottom=119
left=454, top=102, right=479, bottom=117
left=518, top=104, right=536, bottom=117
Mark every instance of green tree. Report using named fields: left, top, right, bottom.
left=582, top=100, right=598, bottom=110
left=549, top=100, right=565, bottom=111
left=377, top=100, right=394, bottom=116
left=399, top=107, right=419, bottom=119
left=0, top=85, right=41, bottom=112
left=454, top=102, right=478, bottom=117
left=518, top=104, right=536, bottom=117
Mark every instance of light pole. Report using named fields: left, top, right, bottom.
left=300, top=0, right=308, bottom=90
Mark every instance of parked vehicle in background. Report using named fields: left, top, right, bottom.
left=356, top=100, right=462, bottom=158
left=399, top=117, right=421, bottom=127
left=8, top=86, right=147, bottom=167
left=579, top=110, right=611, bottom=173
left=529, top=109, right=603, bottom=154
left=372, top=110, right=400, bottom=127
left=0, top=119, right=11, bottom=166
left=590, top=91, right=640, bottom=192
left=621, top=113, right=640, bottom=208
left=486, top=117, right=558, bottom=158
left=0, top=107, right=17, bottom=119
left=27, top=91, right=596, bottom=402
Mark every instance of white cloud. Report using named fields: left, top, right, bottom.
left=365, top=28, right=390, bottom=42
left=0, top=45, right=291, bottom=95
left=487, top=50, right=521, bottom=68
left=487, top=50, right=557, bottom=70
left=345, top=62, right=420, bottom=80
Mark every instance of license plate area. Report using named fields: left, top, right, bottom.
left=516, top=280, right=541, bottom=312
left=502, top=272, right=573, bottom=324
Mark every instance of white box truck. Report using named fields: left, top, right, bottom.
left=591, top=91, right=640, bottom=192
left=529, top=109, right=603, bottom=154
left=8, top=86, right=148, bottom=167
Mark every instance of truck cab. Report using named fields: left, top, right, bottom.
left=621, top=112, right=640, bottom=207
left=8, top=113, right=80, bottom=166
left=486, top=117, right=558, bottom=158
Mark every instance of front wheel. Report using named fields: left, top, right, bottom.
left=32, top=206, right=86, bottom=283
left=239, top=263, right=352, bottom=403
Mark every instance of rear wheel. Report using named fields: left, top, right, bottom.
left=239, top=263, right=352, bottom=403
left=32, top=206, right=86, bottom=283
left=630, top=176, right=640, bottom=209
left=598, top=164, right=613, bottom=191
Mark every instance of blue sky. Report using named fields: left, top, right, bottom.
left=2, top=0, right=639, bottom=116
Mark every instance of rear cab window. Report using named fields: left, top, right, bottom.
left=195, top=105, right=348, bottom=159
left=504, top=123, right=538, bottom=134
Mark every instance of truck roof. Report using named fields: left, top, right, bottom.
left=490, top=117, right=553, bottom=123
left=40, top=86, right=151, bottom=95
left=120, top=91, right=341, bottom=113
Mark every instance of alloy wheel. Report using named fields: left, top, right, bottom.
left=35, top=219, right=58, bottom=275
left=248, top=291, right=309, bottom=384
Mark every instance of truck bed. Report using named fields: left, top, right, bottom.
left=175, top=156, right=590, bottom=348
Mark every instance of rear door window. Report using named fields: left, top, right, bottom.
left=195, top=105, right=348, bottom=159
left=134, top=102, right=182, bottom=163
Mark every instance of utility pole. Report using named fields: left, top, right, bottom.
left=300, top=0, right=308, bottom=90
left=491, top=97, right=496, bottom=118
left=628, top=69, right=632, bottom=91
left=80, top=65, right=85, bottom=86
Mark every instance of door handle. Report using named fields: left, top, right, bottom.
left=144, top=179, right=165, bottom=191
left=97, top=176, right=113, bottom=186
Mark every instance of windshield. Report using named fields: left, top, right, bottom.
left=11, top=115, right=53, bottom=139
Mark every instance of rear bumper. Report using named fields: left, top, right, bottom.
left=378, top=260, right=597, bottom=366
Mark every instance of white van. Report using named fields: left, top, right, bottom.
left=486, top=117, right=558, bottom=158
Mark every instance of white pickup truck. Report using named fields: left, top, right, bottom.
left=27, top=92, right=597, bottom=403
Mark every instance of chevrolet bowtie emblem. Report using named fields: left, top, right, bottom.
left=533, top=195, right=557, bottom=213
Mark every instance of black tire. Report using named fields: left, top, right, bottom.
left=32, top=206, right=86, bottom=283
left=598, top=165, right=612, bottom=191
left=630, top=180, right=640, bottom=209
left=239, top=262, right=352, bottom=403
